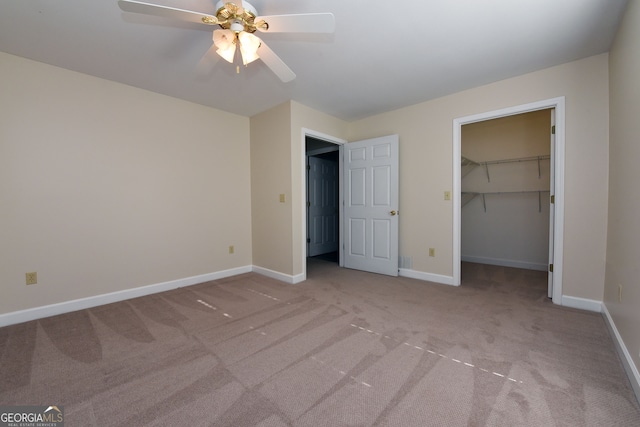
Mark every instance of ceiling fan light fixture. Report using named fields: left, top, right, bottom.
left=213, top=28, right=237, bottom=63
left=213, top=29, right=235, bottom=50
left=216, top=45, right=236, bottom=63
left=238, top=31, right=261, bottom=65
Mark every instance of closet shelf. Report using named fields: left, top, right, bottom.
left=462, top=154, right=550, bottom=182
left=462, top=190, right=551, bottom=212
left=478, top=155, right=550, bottom=166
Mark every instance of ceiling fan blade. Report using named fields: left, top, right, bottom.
left=257, top=41, right=295, bottom=83
left=255, top=13, right=335, bottom=33
left=196, top=44, right=220, bottom=75
left=118, top=0, right=218, bottom=25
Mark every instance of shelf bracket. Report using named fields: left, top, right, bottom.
left=538, top=191, right=542, bottom=213
left=537, top=156, right=542, bottom=179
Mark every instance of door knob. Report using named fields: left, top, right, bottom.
left=390, top=210, right=397, bottom=216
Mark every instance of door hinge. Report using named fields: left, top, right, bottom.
left=307, top=201, right=311, bottom=207
left=551, top=125, right=556, bottom=135
left=550, top=195, right=555, bottom=204
left=306, top=238, right=311, bottom=243
left=307, top=165, right=311, bottom=170
left=549, top=263, right=554, bottom=272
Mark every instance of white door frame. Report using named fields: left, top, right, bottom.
left=299, top=128, right=347, bottom=282
left=453, top=97, right=565, bottom=305
left=548, top=109, right=556, bottom=298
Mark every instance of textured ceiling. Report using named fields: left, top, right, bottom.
left=0, top=0, right=629, bottom=121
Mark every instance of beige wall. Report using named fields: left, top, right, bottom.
left=0, top=53, right=252, bottom=314
left=250, top=101, right=293, bottom=275
left=606, top=0, right=640, bottom=376
left=348, top=54, right=610, bottom=301
left=462, top=109, right=551, bottom=162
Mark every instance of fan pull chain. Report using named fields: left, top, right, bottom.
left=236, top=65, right=240, bottom=74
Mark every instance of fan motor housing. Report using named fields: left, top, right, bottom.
left=215, top=1, right=259, bottom=33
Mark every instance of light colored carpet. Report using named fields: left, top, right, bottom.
left=1, top=260, right=638, bottom=426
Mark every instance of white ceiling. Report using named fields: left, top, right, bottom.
left=0, top=0, right=629, bottom=121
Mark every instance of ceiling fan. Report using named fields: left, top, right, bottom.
left=117, top=0, right=335, bottom=82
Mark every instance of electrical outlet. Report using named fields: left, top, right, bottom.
left=279, top=193, right=286, bottom=203
left=26, top=272, right=38, bottom=285
left=229, top=245, right=235, bottom=254
left=618, top=284, right=623, bottom=303
left=444, top=191, right=451, bottom=201
left=429, top=248, right=435, bottom=257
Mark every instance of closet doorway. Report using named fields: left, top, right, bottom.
left=461, top=109, right=552, bottom=268
left=453, top=97, right=565, bottom=305
left=461, top=109, right=552, bottom=294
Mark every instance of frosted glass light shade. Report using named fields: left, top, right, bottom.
left=213, top=29, right=236, bottom=63
left=238, top=32, right=261, bottom=65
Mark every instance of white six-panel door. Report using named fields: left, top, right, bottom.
left=308, top=155, right=339, bottom=256
left=344, top=135, right=399, bottom=276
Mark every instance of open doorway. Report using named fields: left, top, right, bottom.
left=453, top=97, right=565, bottom=305
left=301, top=132, right=400, bottom=281
left=306, top=136, right=340, bottom=267
left=461, top=109, right=552, bottom=270
left=460, top=109, right=552, bottom=298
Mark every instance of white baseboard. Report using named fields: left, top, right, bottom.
left=461, top=255, right=547, bottom=271
left=291, top=273, right=306, bottom=284
left=561, top=295, right=603, bottom=313
left=602, top=304, right=640, bottom=404
left=251, top=265, right=299, bottom=284
left=253, top=265, right=457, bottom=287
left=0, top=265, right=252, bottom=328
left=399, top=268, right=456, bottom=286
